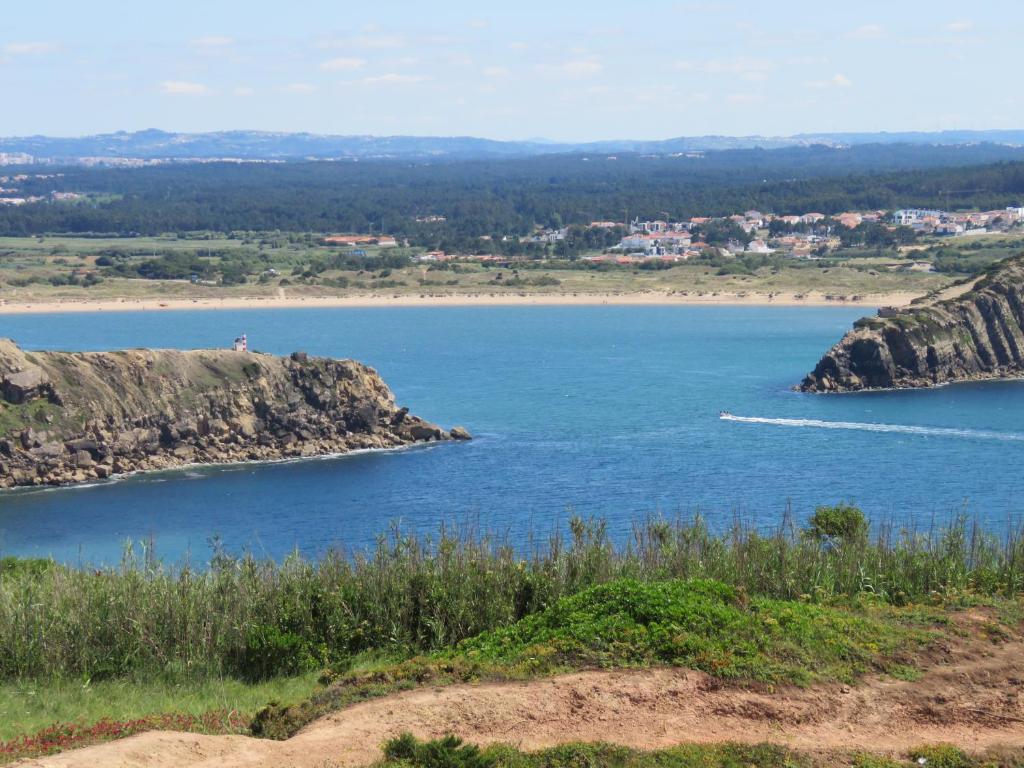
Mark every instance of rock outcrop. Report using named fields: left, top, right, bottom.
left=0, top=339, right=469, bottom=489
left=800, top=255, right=1024, bottom=392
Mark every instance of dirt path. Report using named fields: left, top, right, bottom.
left=933, top=275, right=986, bottom=303
left=19, top=635, right=1024, bottom=768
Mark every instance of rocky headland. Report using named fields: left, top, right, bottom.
left=800, top=255, right=1024, bottom=392
left=0, top=339, right=469, bottom=488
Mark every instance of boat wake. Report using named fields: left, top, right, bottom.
left=720, top=413, right=1024, bottom=442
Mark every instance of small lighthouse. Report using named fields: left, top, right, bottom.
left=232, top=333, right=248, bottom=352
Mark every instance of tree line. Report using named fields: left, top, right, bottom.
left=1, top=146, right=1023, bottom=246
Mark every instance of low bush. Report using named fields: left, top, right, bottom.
left=456, top=578, right=927, bottom=684
left=383, top=734, right=494, bottom=768
left=235, top=625, right=315, bottom=681
left=806, top=505, right=869, bottom=543
left=908, top=746, right=973, bottom=768
left=376, top=736, right=806, bottom=768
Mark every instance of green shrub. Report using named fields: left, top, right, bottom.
left=853, top=754, right=903, bottom=768
left=716, top=262, right=753, bottom=276
left=382, top=733, right=495, bottom=768
left=235, top=625, right=312, bottom=681
left=377, top=738, right=805, bottom=768
left=806, top=505, right=869, bottom=542
left=456, top=578, right=925, bottom=684
left=909, top=746, right=972, bottom=768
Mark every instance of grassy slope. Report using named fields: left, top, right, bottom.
left=0, top=233, right=960, bottom=302
left=0, top=674, right=319, bottom=742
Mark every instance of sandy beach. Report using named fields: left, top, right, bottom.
left=0, top=290, right=923, bottom=315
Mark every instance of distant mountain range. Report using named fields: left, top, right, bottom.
left=3, top=128, right=1024, bottom=164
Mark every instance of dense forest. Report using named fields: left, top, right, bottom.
left=3, top=145, right=1024, bottom=252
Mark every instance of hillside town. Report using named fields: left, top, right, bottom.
left=0, top=173, right=79, bottom=206
left=408, top=204, right=1024, bottom=265
left=594, top=206, right=1024, bottom=262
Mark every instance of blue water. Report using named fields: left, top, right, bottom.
left=1, top=306, right=1022, bottom=565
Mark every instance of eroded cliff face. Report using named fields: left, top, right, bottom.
left=0, top=339, right=469, bottom=488
left=800, top=256, right=1024, bottom=392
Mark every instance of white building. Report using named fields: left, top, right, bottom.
left=893, top=209, right=942, bottom=226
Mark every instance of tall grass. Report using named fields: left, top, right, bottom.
left=1, top=512, right=1022, bottom=683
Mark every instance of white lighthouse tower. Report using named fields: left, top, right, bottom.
left=232, top=333, right=248, bottom=352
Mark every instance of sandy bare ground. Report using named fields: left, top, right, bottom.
left=0, top=291, right=923, bottom=315
left=933, top=275, right=986, bottom=303
left=19, top=626, right=1024, bottom=768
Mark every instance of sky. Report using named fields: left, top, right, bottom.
left=1, top=0, right=1021, bottom=141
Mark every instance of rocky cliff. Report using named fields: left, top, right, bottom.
left=800, top=255, right=1024, bottom=392
left=0, top=340, right=469, bottom=488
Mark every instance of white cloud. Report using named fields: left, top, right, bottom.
left=632, top=84, right=677, bottom=103
left=726, top=93, right=761, bottom=105
left=360, top=73, right=429, bottom=85
left=161, top=80, right=210, bottom=95
left=233, top=86, right=256, bottom=96
left=554, top=58, right=603, bottom=77
left=316, top=34, right=406, bottom=52
left=675, top=57, right=774, bottom=81
left=805, top=73, right=853, bottom=89
left=848, top=24, right=884, bottom=39
left=193, top=36, right=233, bottom=47
left=468, top=19, right=489, bottom=29
left=482, top=66, right=510, bottom=78
left=4, top=41, right=58, bottom=56
left=351, top=35, right=404, bottom=49
left=787, top=55, right=829, bottom=66
left=321, top=57, right=366, bottom=71
left=946, top=20, right=974, bottom=32
left=282, top=83, right=317, bottom=93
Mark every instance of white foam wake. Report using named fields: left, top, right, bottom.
left=720, top=413, right=1024, bottom=442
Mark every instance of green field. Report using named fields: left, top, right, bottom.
left=0, top=232, right=974, bottom=305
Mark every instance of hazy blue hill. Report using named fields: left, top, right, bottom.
left=4, top=128, right=1024, bottom=162
left=797, top=129, right=1024, bottom=146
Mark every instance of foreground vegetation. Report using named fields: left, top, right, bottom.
left=375, top=735, right=1024, bottom=768
left=253, top=576, right=938, bottom=741
left=3, top=511, right=1023, bottom=684
left=1, top=508, right=1023, bottom=761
